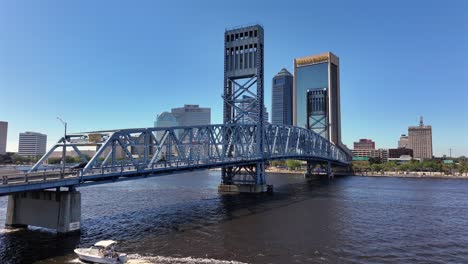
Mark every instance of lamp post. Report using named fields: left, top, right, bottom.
left=57, top=117, right=67, bottom=175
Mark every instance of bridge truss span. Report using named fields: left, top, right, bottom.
left=23, top=124, right=345, bottom=178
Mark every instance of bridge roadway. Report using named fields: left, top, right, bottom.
left=1, top=124, right=349, bottom=196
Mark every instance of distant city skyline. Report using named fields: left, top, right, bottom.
left=0, top=1, right=466, bottom=157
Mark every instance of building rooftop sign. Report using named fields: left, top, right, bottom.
left=295, top=55, right=329, bottom=66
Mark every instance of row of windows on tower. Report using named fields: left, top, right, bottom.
left=225, top=44, right=258, bottom=71
left=225, top=30, right=258, bottom=42
left=309, top=97, right=327, bottom=113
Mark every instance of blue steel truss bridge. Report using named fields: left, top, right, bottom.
left=1, top=124, right=348, bottom=196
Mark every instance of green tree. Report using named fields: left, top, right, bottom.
left=352, top=161, right=370, bottom=172
left=370, top=163, right=383, bottom=172
left=286, top=160, right=302, bottom=170
left=271, top=160, right=286, bottom=167
left=383, top=161, right=397, bottom=172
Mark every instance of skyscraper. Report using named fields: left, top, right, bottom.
left=171, top=104, right=211, bottom=126
left=238, top=95, right=268, bottom=124
left=0, top=121, right=7, bottom=155
left=18, top=132, right=47, bottom=157
left=271, top=68, right=293, bottom=125
left=293, top=52, right=341, bottom=145
left=408, top=116, right=433, bottom=159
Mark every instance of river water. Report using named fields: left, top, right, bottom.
left=1, top=171, right=468, bottom=264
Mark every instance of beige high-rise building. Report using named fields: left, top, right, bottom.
left=398, top=134, right=409, bottom=148
left=18, top=131, right=47, bottom=157
left=0, top=121, right=7, bottom=155
left=408, top=116, right=433, bottom=160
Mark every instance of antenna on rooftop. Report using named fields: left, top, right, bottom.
left=419, top=116, right=424, bottom=127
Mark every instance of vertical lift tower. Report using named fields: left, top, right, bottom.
left=219, top=25, right=266, bottom=193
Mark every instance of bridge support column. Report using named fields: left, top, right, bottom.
left=219, top=162, right=270, bottom=193
left=304, top=161, right=322, bottom=179
left=326, top=161, right=334, bottom=179
left=5, top=190, right=81, bottom=233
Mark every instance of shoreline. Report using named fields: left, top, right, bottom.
left=259, top=168, right=468, bottom=180
left=355, top=172, right=468, bottom=180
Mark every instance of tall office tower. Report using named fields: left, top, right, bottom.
left=171, top=104, right=211, bottom=127
left=294, top=52, right=341, bottom=145
left=408, top=116, right=433, bottom=159
left=239, top=95, right=268, bottom=124
left=18, top=132, right=47, bottom=157
left=353, top=139, right=376, bottom=150
left=398, top=134, right=409, bottom=148
left=0, top=121, right=7, bottom=155
left=271, top=68, right=293, bottom=125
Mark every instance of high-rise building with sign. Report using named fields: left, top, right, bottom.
left=293, top=52, right=341, bottom=145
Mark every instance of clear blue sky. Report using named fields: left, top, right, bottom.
left=0, top=0, right=467, bottom=157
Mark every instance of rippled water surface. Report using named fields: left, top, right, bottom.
left=1, top=171, right=468, bottom=263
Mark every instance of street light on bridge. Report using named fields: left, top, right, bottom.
left=57, top=117, right=67, bottom=175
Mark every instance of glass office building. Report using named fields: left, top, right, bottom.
left=293, top=52, right=341, bottom=145
left=271, top=68, right=293, bottom=125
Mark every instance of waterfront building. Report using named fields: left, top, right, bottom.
left=408, top=116, right=433, bottom=160
left=389, top=148, right=413, bottom=159
left=398, top=134, right=409, bottom=148
left=238, top=95, right=269, bottom=124
left=294, top=52, right=341, bottom=145
left=271, top=68, right=293, bottom=125
left=352, top=149, right=379, bottom=159
left=353, top=139, right=376, bottom=150
left=0, top=121, right=7, bottom=155
left=18, top=132, right=47, bottom=157
left=387, top=155, right=412, bottom=164
left=171, top=104, right=211, bottom=127
left=352, top=148, right=388, bottom=162
left=379, top=149, right=389, bottom=163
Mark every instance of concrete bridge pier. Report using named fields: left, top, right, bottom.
left=5, top=190, right=81, bottom=233
left=219, top=162, right=271, bottom=193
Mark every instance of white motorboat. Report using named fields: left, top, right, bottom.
left=74, top=240, right=128, bottom=264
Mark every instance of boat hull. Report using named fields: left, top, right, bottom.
left=74, top=248, right=125, bottom=264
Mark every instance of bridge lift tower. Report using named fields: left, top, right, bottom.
left=220, top=25, right=266, bottom=193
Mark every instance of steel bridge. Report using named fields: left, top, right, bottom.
left=1, top=124, right=348, bottom=196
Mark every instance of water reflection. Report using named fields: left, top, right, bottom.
left=1, top=172, right=468, bottom=263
